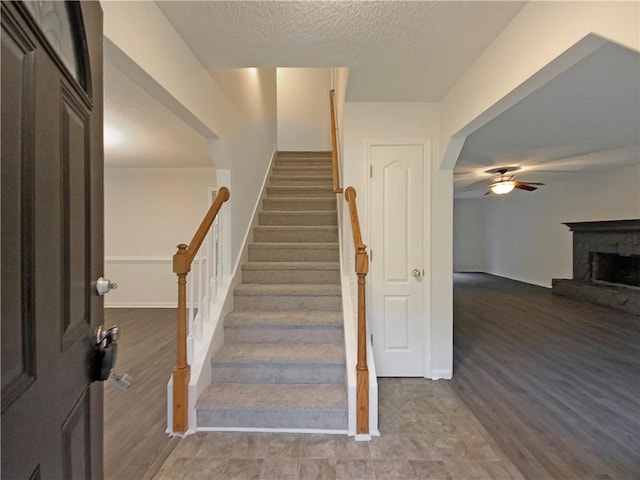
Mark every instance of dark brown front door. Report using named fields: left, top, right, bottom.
left=1, top=1, right=104, bottom=478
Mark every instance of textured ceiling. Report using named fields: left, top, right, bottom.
left=106, top=1, right=638, bottom=181
left=104, top=59, right=213, bottom=168
left=156, top=1, right=526, bottom=101
left=454, top=42, right=640, bottom=199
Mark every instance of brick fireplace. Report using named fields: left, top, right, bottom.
left=552, top=219, right=640, bottom=315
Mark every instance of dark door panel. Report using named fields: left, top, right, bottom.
left=1, top=2, right=104, bottom=478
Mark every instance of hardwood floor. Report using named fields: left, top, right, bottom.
left=104, top=308, right=179, bottom=480
left=451, top=273, right=640, bottom=480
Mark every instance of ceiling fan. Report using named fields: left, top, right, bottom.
left=484, top=166, right=544, bottom=196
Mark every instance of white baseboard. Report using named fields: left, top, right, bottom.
left=104, top=303, right=176, bottom=308
left=429, top=369, right=453, bottom=380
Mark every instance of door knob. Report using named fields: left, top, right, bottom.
left=96, top=277, right=118, bottom=295
left=411, top=268, right=421, bottom=278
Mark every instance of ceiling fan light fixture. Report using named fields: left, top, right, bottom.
left=490, top=180, right=516, bottom=195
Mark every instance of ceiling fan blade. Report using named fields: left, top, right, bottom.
left=515, top=183, right=537, bottom=191
left=519, top=181, right=545, bottom=185
left=483, top=191, right=491, bottom=196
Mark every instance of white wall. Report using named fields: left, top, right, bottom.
left=103, top=3, right=278, bottom=270
left=343, top=102, right=452, bottom=378
left=453, top=199, right=486, bottom=272
left=209, top=68, right=278, bottom=264
left=277, top=68, right=332, bottom=151
left=104, top=167, right=216, bottom=307
left=453, top=163, right=640, bottom=287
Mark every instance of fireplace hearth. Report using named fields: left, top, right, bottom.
left=552, top=219, right=640, bottom=315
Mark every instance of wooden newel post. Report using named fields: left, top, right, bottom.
left=345, top=186, right=370, bottom=435
left=355, top=245, right=369, bottom=435
left=173, top=243, right=191, bottom=433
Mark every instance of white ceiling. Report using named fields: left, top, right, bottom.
left=155, top=0, right=526, bottom=102
left=105, top=1, right=639, bottom=184
left=454, top=42, right=640, bottom=198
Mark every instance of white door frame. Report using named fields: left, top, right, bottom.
left=366, top=138, right=432, bottom=378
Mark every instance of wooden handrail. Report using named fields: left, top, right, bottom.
left=344, top=187, right=369, bottom=435
left=172, top=186, right=230, bottom=433
left=329, top=89, right=343, bottom=194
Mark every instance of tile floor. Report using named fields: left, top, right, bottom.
left=154, top=378, right=524, bottom=479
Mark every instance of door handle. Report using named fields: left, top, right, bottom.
left=92, top=325, right=120, bottom=381
left=411, top=268, right=421, bottom=278
left=96, top=277, right=118, bottom=295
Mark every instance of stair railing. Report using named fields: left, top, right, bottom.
left=331, top=87, right=370, bottom=435
left=172, top=186, right=230, bottom=433
left=329, top=89, right=343, bottom=194
left=344, top=187, right=369, bottom=435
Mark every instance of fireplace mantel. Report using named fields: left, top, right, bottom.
left=563, top=219, right=640, bottom=233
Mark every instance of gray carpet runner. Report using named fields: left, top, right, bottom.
left=196, top=151, right=347, bottom=431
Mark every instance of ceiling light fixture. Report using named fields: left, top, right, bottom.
left=489, top=179, right=516, bottom=195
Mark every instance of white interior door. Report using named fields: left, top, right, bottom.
left=370, top=143, right=425, bottom=376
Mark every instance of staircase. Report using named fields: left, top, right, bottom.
left=196, top=152, right=348, bottom=431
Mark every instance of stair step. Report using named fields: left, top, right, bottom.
left=254, top=225, right=338, bottom=243
left=242, top=262, right=340, bottom=284
left=277, top=151, right=332, bottom=159
left=248, top=242, right=339, bottom=262
left=211, top=342, right=345, bottom=384
left=266, top=186, right=334, bottom=197
left=225, top=310, right=343, bottom=328
left=196, top=383, right=347, bottom=430
left=225, top=310, right=343, bottom=344
left=272, top=166, right=333, bottom=175
left=259, top=211, right=337, bottom=226
left=234, top=284, right=341, bottom=311
left=263, top=197, right=336, bottom=211
left=274, top=160, right=333, bottom=168
left=271, top=175, right=333, bottom=186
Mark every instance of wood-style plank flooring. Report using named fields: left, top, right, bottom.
left=451, top=273, right=640, bottom=480
left=104, top=308, right=179, bottom=480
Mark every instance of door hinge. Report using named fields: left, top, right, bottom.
left=370, top=165, right=373, bottom=177
left=369, top=250, right=372, bottom=262
left=371, top=334, right=373, bottom=344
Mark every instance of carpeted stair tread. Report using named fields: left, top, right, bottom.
left=266, top=186, right=334, bottom=197
left=249, top=241, right=337, bottom=249
left=197, top=383, right=347, bottom=409
left=277, top=151, right=332, bottom=157
left=271, top=174, right=333, bottom=180
left=235, top=283, right=341, bottom=297
left=225, top=310, right=343, bottom=328
left=259, top=211, right=337, bottom=226
left=253, top=225, right=338, bottom=243
left=272, top=166, right=333, bottom=173
left=196, top=383, right=347, bottom=430
left=241, top=261, right=340, bottom=285
left=273, top=161, right=333, bottom=168
left=263, top=198, right=336, bottom=211
left=212, top=342, right=344, bottom=365
left=253, top=225, right=338, bottom=234
left=242, top=262, right=339, bottom=271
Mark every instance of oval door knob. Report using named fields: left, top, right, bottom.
left=96, top=277, right=118, bottom=295
left=411, top=268, right=421, bottom=278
